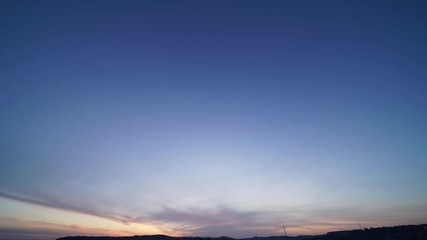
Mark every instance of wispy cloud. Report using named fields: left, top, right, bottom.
left=1, top=191, right=344, bottom=237
left=0, top=217, right=135, bottom=240
left=2, top=191, right=426, bottom=238
left=149, top=206, right=260, bottom=226
left=0, top=192, right=136, bottom=224
left=145, top=206, right=366, bottom=237
left=147, top=206, right=268, bottom=237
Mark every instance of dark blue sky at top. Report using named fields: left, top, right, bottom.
left=2, top=0, right=426, bottom=151
left=2, top=1, right=426, bottom=92
left=1, top=0, right=426, bottom=135
left=0, top=0, right=427, bottom=238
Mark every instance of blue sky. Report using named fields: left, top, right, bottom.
left=1, top=1, right=427, bottom=239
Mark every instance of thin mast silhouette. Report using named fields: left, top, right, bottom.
left=283, top=225, right=288, bottom=237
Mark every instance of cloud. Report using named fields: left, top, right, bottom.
left=149, top=206, right=260, bottom=226
left=1, top=191, right=281, bottom=238
left=144, top=205, right=401, bottom=237
left=0, top=217, right=135, bottom=240
left=145, top=206, right=362, bottom=237
left=0, top=192, right=136, bottom=224
left=3, top=191, right=425, bottom=238
left=146, top=206, right=272, bottom=238
left=0, top=191, right=360, bottom=237
left=0, top=192, right=295, bottom=237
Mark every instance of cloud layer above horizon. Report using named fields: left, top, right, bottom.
left=1, top=1, right=427, bottom=239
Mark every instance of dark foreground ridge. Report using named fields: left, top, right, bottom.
left=57, top=224, right=427, bottom=240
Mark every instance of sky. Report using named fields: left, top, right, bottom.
left=1, top=0, right=427, bottom=239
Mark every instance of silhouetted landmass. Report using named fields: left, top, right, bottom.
left=57, top=224, right=427, bottom=240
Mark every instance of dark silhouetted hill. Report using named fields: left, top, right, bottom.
left=57, top=224, right=427, bottom=240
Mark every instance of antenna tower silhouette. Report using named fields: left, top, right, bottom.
left=358, top=222, right=363, bottom=230
left=283, top=225, right=288, bottom=237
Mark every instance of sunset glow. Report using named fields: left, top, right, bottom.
left=1, top=1, right=426, bottom=239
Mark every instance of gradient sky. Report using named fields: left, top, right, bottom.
left=1, top=0, right=427, bottom=239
